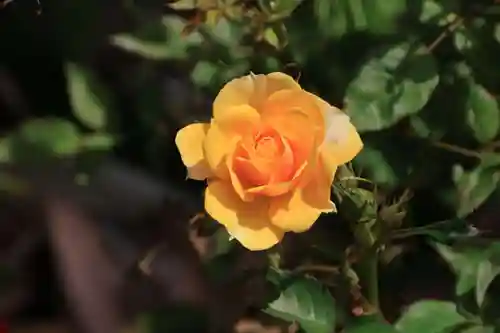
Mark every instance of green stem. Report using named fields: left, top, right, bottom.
left=350, top=220, right=381, bottom=312
left=358, top=250, right=380, bottom=311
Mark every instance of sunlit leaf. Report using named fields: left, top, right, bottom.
left=206, top=227, right=234, bottom=259
left=345, top=316, right=398, bottom=333
left=0, top=139, right=10, bottom=163
left=259, top=0, right=303, bottom=18
left=433, top=243, right=485, bottom=297
left=66, top=63, right=109, bottom=130
left=451, top=163, right=500, bottom=218
left=263, top=24, right=288, bottom=49
left=313, top=0, right=406, bottom=38
left=18, top=118, right=81, bottom=156
left=345, top=42, right=439, bottom=132
left=112, top=16, right=203, bottom=60
left=461, top=325, right=495, bottom=333
left=79, top=133, right=116, bottom=151
left=465, top=81, right=500, bottom=144
left=475, top=260, right=500, bottom=307
left=420, top=0, right=459, bottom=26
left=166, top=0, right=217, bottom=10
left=264, top=271, right=336, bottom=333
left=191, top=61, right=219, bottom=87
left=395, top=300, right=467, bottom=333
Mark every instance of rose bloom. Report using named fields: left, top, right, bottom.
left=176, top=72, right=363, bottom=250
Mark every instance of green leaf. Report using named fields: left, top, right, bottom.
left=259, top=0, right=303, bottom=17
left=203, top=227, right=235, bottom=260
left=351, top=132, right=423, bottom=189
left=475, top=259, right=500, bottom=308
left=264, top=274, right=336, bottom=333
left=392, top=218, right=476, bottom=242
left=66, top=63, right=109, bottom=130
left=204, top=16, right=243, bottom=47
left=314, top=0, right=368, bottom=38
left=166, top=0, right=216, bottom=10
left=345, top=42, right=439, bottom=132
left=112, top=16, right=203, bottom=60
left=461, top=326, right=495, bottom=333
left=419, top=219, right=477, bottom=242
left=79, top=133, right=116, bottom=151
left=313, top=0, right=406, bottom=38
left=466, top=82, right=500, bottom=143
left=111, top=34, right=175, bottom=60
left=166, top=0, right=198, bottom=10
left=419, top=0, right=459, bottom=26
left=20, top=118, right=81, bottom=155
left=451, top=163, right=500, bottom=218
left=191, top=61, right=219, bottom=87
left=0, top=139, right=11, bottom=163
left=190, top=60, right=249, bottom=90
left=395, top=300, right=467, bottom=333
left=434, top=242, right=500, bottom=308
left=263, top=24, right=288, bottom=50
left=433, top=243, right=485, bottom=297
left=362, top=0, right=407, bottom=34
left=345, top=316, right=398, bottom=333
left=495, top=24, right=500, bottom=44
left=8, top=118, right=82, bottom=164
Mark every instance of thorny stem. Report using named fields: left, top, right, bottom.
left=356, top=249, right=380, bottom=313
left=351, top=221, right=382, bottom=315
left=366, top=251, right=379, bottom=310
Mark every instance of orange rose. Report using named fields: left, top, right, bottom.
left=175, top=72, right=363, bottom=250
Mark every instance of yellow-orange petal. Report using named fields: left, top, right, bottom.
left=204, top=105, right=260, bottom=178
left=322, top=121, right=363, bottom=166
left=269, top=162, right=336, bottom=232
left=309, top=93, right=362, bottom=166
left=250, top=72, right=302, bottom=110
left=213, top=75, right=255, bottom=119
left=175, top=123, right=212, bottom=180
left=262, top=108, right=316, bottom=165
left=263, top=89, right=325, bottom=143
left=205, top=180, right=284, bottom=250
left=227, top=153, right=255, bottom=202
left=214, top=73, right=302, bottom=119
left=264, top=72, right=301, bottom=95
left=246, top=181, right=293, bottom=197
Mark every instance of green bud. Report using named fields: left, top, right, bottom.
left=339, top=188, right=378, bottom=224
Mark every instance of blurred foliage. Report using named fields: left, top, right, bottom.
left=2, top=0, right=500, bottom=332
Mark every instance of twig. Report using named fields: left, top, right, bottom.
left=293, top=264, right=339, bottom=274
left=427, top=17, right=464, bottom=52
left=431, top=141, right=482, bottom=158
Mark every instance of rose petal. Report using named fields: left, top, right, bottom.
left=204, top=105, right=260, bottom=178
left=227, top=153, right=255, bottom=202
left=246, top=181, right=294, bottom=197
left=269, top=164, right=337, bottom=232
left=265, top=72, right=301, bottom=95
left=322, top=122, right=363, bottom=166
left=263, top=108, right=316, bottom=165
left=213, top=76, right=255, bottom=119
left=263, top=89, right=325, bottom=143
left=205, top=180, right=284, bottom=251
left=175, top=123, right=212, bottom=180
left=214, top=73, right=302, bottom=119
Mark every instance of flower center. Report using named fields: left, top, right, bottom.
left=232, top=126, right=295, bottom=189
left=254, top=135, right=279, bottom=159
